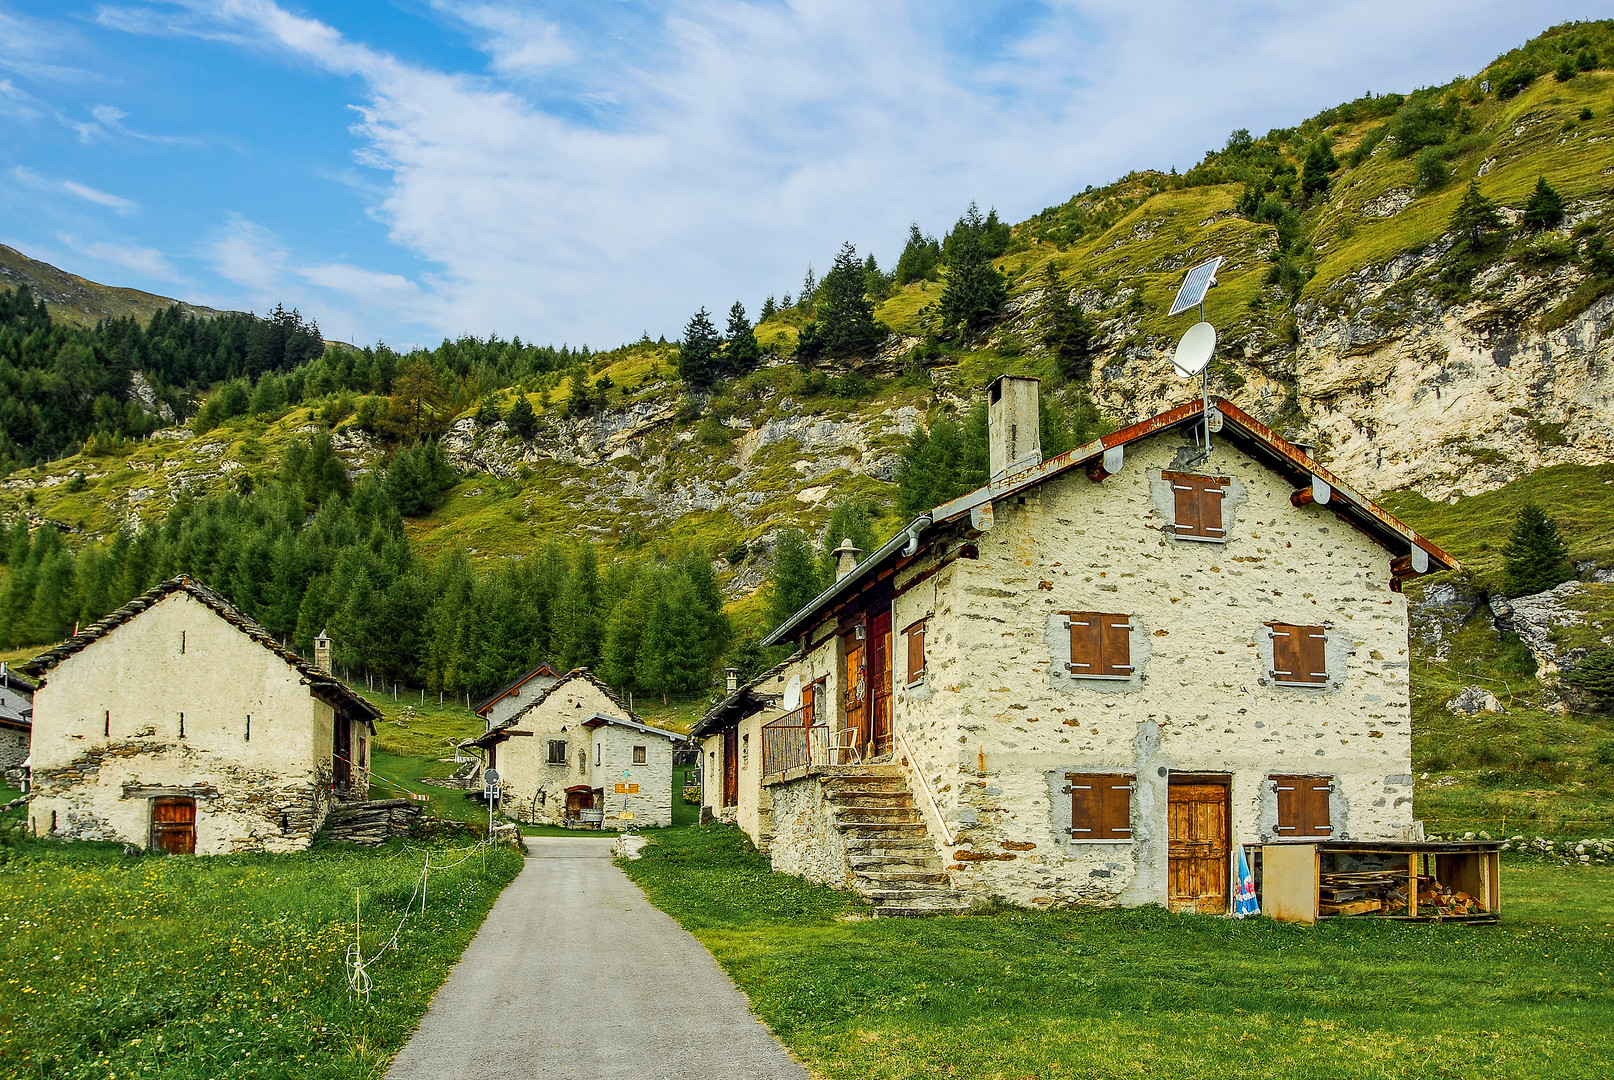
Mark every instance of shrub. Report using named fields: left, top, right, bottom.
left=1414, top=147, right=1449, bottom=192
left=1555, top=56, right=1578, bottom=82
left=1563, top=647, right=1614, bottom=713
left=1495, top=65, right=1536, bottom=99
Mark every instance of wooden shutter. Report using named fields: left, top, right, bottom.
left=906, top=619, right=926, bottom=684
left=1270, top=623, right=1327, bottom=684
left=548, top=739, right=567, bottom=765
left=802, top=683, right=815, bottom=725
left=1272, top=775, right=1333, bottom=837
left=1100, top=614, right=1132, bottom=678
left=1163, top=471, right=1228, bottom=541
left=1066, top=612, right=1131, bottom=678
left=1067, top=773, right=1132, bottom=839
left=1065, top=612, right=1102, bottom=676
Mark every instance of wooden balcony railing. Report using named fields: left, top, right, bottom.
left=761, top=708, right=828, bottom=778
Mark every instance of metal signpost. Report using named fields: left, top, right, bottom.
left=483, top=767, right=500, bottom=839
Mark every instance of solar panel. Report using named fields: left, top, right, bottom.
left=1168, top=256, right=1224, bottom=316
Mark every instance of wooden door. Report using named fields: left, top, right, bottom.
left=868, top=610, right=893, bottom=756
left=151, top=797, right=196, bottom=855
left=333, top=715, right=352, bottom=789
left=843, top=637, right=867, bottom=758
left=1168, top=780, right=1229, bottom=913
left=722, top=726, right=739, bottom=807
left=565, top=788, right=593, bottom=819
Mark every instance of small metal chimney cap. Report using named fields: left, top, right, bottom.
left=832, top=537, right=863, bottom=582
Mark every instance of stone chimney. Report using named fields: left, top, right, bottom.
left=314, top=629, right=333, bottom=676
left=987, top=374, right=1042, bottom=483
left=831, top=538, right=862, bottom=582
left=725, top=667, right=740, bottom=694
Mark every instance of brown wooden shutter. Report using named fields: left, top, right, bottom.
left=1271, top=623, right=1327, bottom=684
left=1100, top=614, right=1132, bottom=677
left=1066, top=612, right=1101, bottom=675
left=1068, top=773, right=1132, bottom=839
left=802, top=683, right=815, bottom=725
left=906, top=620, right=926, bottom=683
left=1163, top=471, right=1228, bottom=541
left=1272, top=775, right=1332, bottom=837
left=548, top=739, right=567, bottom=764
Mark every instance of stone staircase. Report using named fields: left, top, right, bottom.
left=826, top=765, right=970, bottom=917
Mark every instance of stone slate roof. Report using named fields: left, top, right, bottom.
left=472, top=659, right=564, bottom=717
left=763, top=395, right=1460, bottom=648
left=466, top=668, right=639, bottom=748
left=580, top=712, right=685, bottom=742
left=17, top=575, right=381, bottom=726
left=691, top=657, right=795, bottom=739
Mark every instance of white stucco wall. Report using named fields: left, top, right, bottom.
left=701, top=709, right=771, bottom=841
left=482, top=673, right=560, bottom=731
left=490, top=678, right=618, bottom=825
left=28, top=592, right=347, bottom=854
left=591, top=722, right=675, bottom=828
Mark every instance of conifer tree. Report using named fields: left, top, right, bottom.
left=678, top=307, right=721, bottom=387
left=723, top=302, right=763, bottom=376
left=1502, top=502, right=1572, bottom=596
left=818, top=496, right=880, bottom=582
left=767, top=529, right=825, bottom=630
left=1039, top=264, right=1095, bottom=382
left=505, top=395, right=539, bottom=439
left=938, top=204, right=1009, bottom=337
left=1450, top=181, right=1502, bottom=247
left=759, top=295, right=777, bottom=321
left=1522, top=175, right=1566, bottom=231
left=1300, top=140, right=1338, bottom=200
left=1563, top=647, right=1614, bottom=713
left=556, top=545, right=602, bottom=671
left=894, top=223, right=943, bottom=285
left=795, top=243, right=887, bottom=364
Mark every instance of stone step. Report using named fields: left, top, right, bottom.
left=827, top=791, right=914, bottom=808
left=849, top=854, right=943, bottom=872
left=844, top=836, right=937, bottom=853
left=833, top=808, right=922, bottom=825
left=873, top=903, right=971, bottom=918
left=856, top=869, right=951, bottom=885
left=863, top=887, right=967, bottom=902
left=838, top=822, right=929, bottom=839
left=825, top=774, right=907, bottom=790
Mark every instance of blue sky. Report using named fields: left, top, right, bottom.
left=0, top=2, right=1605, bottom=348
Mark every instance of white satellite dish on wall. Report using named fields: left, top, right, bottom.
left=1173, top=321, right=1217, bottom=379
left=783, top=674, right=802, bottom=711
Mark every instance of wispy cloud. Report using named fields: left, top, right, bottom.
left=58, top=232, right=178, bottom=280
left=13, top=166, right=138, bottom=212
left=72, top=103, right=202, bottom=146
left=91, top=0, right=1609, bottom=345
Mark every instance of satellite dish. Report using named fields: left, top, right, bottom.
left=783, top=674, right=802, bottom=711
left=1173, top=321, right=1216, bottom=378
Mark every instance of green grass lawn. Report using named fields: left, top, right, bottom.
left=0, top=839, right=522, bottom=1080
left=623, top=825, right=1614, bottom=1080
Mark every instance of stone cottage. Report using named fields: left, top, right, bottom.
left=466, top=669, right=681, bottom=828
left=700, top=380, right=1456, bottom=914
left=19, top=575, right=381, bottom=854
left=0, top=663, right=35, bottom=785
left=473, top=660, right=563, bottom=729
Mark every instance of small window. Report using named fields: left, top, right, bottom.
left=740, top=736, right=748, bottom=770
left=578, top=750, right=587, bottom=771
left=905, top=619, right=927, bottom=685
left=633, top=745, right=647, bottom=765
left=1064, top=612, right=1133, bottom=679
left=1271, top=775, right=1333, bottom=837
left=1065, top=773, right=1133, bottom=840
left=1163, top=471, right=1228, bottom=542
left=1270, top=623, right=1328, bottom=685
left=594, top=742, right=601, bottom=766
left=548, top=739, right=568, bottom=765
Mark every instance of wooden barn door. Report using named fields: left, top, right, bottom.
left=332, top=715, right=352, bottom=790
left=843, top=635, right=867, bottom=760
left=722, top=726, right=739, bottom=807
left=868, top=609, right=893, bottom=757
left=150, top=797, right=196, bottom=855
left=1167, top=778, right=1229, bottom=913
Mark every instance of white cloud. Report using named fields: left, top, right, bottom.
left=72, top=103, right=202, bottom=146
left=12, top=166, right=138, bottom=212
left=57, top=233, right=179, bottom=281
left=95, top=0, right=1612, bottom=346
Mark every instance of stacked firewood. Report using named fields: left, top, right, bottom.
left=1319, top=870, right=1481, bottom=917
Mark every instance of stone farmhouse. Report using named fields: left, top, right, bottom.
left=0, top=663, right=35, bottom=785
left=698, top=378, right=1456, bottom=915
left=466, top=669, right=681, bottom=828
left=473, top=660, right=563, bottom=729
left=19, top=575, right=382, bottom=854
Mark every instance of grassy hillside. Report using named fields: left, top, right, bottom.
left=0, top=243, right=229, bottom=329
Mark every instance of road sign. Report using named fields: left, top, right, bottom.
left=408, top=792, right=430, bottom=803
left=614, top=783, right=640, bottom=794
left=618, top=812, right=634, bottom=821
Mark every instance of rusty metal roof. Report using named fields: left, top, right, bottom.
left=17, top=575, right=381, bottom=726
left=472, top=659, right=564, bottom=716
left=763, top=395, right=1457, bottom=648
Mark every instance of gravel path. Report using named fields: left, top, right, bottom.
left=384, top=836, right=810, bottom=1080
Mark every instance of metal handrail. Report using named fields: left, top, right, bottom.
left=894, top=726, right=954, bottom=847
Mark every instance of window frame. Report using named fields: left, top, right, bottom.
left=1063, top=611, right=1135, bottom=680
left=1064, top=772, right=1135, bottom=843
left=548, top=739, right=569, bottom=766
left=1268, top=622, right=1329, bottom=687
left=904, top=618, right=927, bottom=686
left=632, top=744, right=647, bottom=765
left=1163, top=470, right=1229, bottom=543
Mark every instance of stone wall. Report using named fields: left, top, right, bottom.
left=593, top=723, right=674, bottom=828
left=491, top=679, right=618, bottom=825
left=766, top=774, right=851, bottom=889
left=0, top=724, right=28, bottom=771
left=27, top=592, right=338, bottom=854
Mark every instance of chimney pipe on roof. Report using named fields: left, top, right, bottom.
left=987, top=375, right=1042, bottom=483
left=725, top=667, right=739, bottom=694
left=314, top=629, right=333, bottom=676
left=831, top=537, right=862, bottom=582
